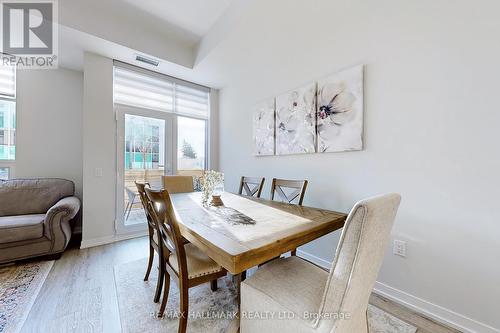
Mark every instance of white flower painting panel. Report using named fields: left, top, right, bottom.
left=253, top=98, right=275, bottom=156
left=317, top=65, right=364, bottom=152
left=275, top=82, right=316, bottom=155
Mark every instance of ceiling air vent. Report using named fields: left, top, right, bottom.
left=135, top=55, right=159, bottom=67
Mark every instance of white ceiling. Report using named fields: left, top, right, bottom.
left=58, top=0, right=247, bottom=88
left=121, top=0, right=234, bottom=37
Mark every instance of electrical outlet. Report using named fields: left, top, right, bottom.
left=393, top=240, right=407, bottom=257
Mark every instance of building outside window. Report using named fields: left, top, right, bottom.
left=124, top=114, right=164, bottom=170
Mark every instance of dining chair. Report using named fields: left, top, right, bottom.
left=124, top=186, right=139, bottom=220
left=135, top=181, right=163, bottom=303
left=237, top=176, right=264, bottom=280
left=270, top=178, right=308, bottom=256
left=238, top=176, right=265, bottom=198
left=241, top=193, right=401, bottom=333
left=162, top=175, right=194, bottom=193
left=144, top=187, right=227, bottom=332
left=270, top=178, right=308, bottom=205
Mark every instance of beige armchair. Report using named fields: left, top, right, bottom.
left=241, top=193, right=401, bottom=333
left=0, top=178, right=81, bottom=264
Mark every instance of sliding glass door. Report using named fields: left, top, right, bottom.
left=116, top=105, right=173, bottom=233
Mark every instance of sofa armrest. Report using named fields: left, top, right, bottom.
left=44, top=196, right=81, bottom=250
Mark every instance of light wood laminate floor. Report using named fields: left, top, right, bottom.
left=19, top=237, right=460, bottom=333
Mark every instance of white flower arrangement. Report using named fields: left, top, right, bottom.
left=201, top=170, right=224, bottom=206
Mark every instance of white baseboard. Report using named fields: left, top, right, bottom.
left=373, top=282, right=500, bottom=333
left=297, top=249, right=331, bottom=269
left=80, top=230, right=148, bottom=249
left=296, top=250, right=499, bottom=333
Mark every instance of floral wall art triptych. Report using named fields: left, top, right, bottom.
left=253, top=65, right=364, bottom=156
left=276, top=82, right=316, bottom=155
left=253, top=98, right=276, bottom=155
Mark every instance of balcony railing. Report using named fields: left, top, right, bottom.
left=123, top=168, right=204, bottom=207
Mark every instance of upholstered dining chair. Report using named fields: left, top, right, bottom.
left=270, top=178, right=308, bottom=256
left=238, top=176, right=265, bottom=198
left=162, top=175, right=194, bottom=193
left=145, top=187, right=227, bottom=332
left=241, top=193, right=401, bottom=333
left=135, top=181, right=163, bottom=303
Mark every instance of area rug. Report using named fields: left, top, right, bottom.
left=114, top=258, right=417, bottom=333
left=0, top=260, right=54, bottom=333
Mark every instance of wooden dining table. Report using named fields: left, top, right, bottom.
left=170, top=190, right=346, bottom=281
left=169, top=191, right=346, bottom=332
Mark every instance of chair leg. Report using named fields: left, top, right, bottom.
left=291, top=249, right=297, bottom=256
left=124, top=202, right=130, bottom=218
left=210, top=279, right=218, bottom=291
left=158, top=272, right=170, bottom=318
left=144, top=245, right=154, bottom=281
left=126, top=202, right=133, bottom=220
left=154, top=257, right=164, bottom=303
left=178, top=287, right=189, bottom=333
left=241, top=270, right=247, bottom=281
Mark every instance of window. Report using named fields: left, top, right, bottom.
left=0, top=63, right=15, bottom=98
left=0, top=166, right=9, bottom=180
left=113, top=63, right=210, bottom=173
left=0, top=101, right=16, bottom=160
left=177, top=116, right=206, bottom=171
left=0, top=62, right=16, bottom=178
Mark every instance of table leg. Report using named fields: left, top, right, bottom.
left=228, top=273, right=243, bottom=333
left=234, top=273, right=242, bottom=305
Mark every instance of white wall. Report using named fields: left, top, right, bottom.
left=82, top=52, right=116, bottom=244
left=15, top=68, right=83, bottom=199
left=217, top=0, right=500, bottom=332
left=79, top=53, right=220, bottom=247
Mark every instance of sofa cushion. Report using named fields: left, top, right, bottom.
left=0, top=179, right=74, bottom=216
left=0, top=214, right=45, bottom=243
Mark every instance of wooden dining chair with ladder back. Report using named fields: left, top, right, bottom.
left=238, top=176, right=265, bottom=198
left=135, top=181, right=164, bottom=303
left=145, top=187, right=227, bottom=333
left=270, top=178, right=308, bottom=256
